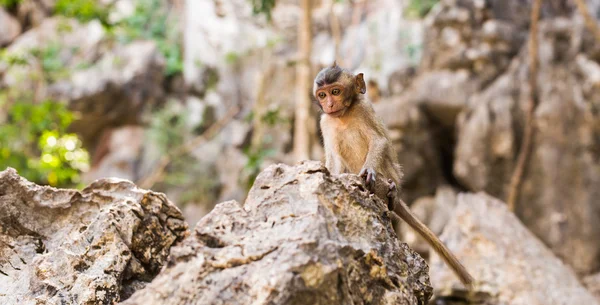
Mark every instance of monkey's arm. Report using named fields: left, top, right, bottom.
left=322, top=122, right=344, bottom=174
left=325, top=146, right=344, bottom=174
left=359, top=134, right=388, bottom=189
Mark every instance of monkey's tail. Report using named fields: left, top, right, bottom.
left=393, top=201, right=475, bottom=288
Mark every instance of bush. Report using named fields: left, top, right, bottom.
left=0, top=100, right=89, bottom=187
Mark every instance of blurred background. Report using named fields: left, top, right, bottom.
left=0, top=0, right=599, bottom=295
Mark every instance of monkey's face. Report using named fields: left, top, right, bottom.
left=315, top=84, right=349, bottom=117
left=313, top=63, right=367, bottom=118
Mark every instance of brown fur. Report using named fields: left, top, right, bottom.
left=315, top=65, right=474, bottom=288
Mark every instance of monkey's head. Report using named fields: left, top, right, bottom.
left=313, top=62, right=366, bottom=118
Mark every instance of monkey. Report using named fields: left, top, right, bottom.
left=314, top=62, right=475, bottom=287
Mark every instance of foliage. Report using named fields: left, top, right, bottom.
left=29, top=42, right=71, bottom=82
left=405, top=0, right=439, bottom=18
left=161, top=155, right=221, bottom=207
left=0, top=0, right=21, bottom=9
left=242, top=146, right=275, bottom=190
left=51, top=0, right=184, bottom=77
left=0, top=100, right=89, bottom=187
left=115, top=0, right=183, bottom=76
left=250, top=0, right=276, bottom=20
left=145, top=101, right=221, bottom=206
left=54, top=0, right=110, bottom=24
left=146, top=100, right=187, bottom=155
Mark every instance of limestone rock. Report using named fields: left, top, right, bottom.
left=0, top=8, right=21, bottom=47
left=16, top=0, right=55, bottom=28
left=400, top=186, right=458, bottom=257
left=0, top=17, right=107, bottom=102
left=122, top=161, right=433, bottom=305
left=584, top=272, right=600, bottom=302
left=0, top=168, right=188, bottom=304
left=50, top=41, right=166, bottom=149
left=374, top=97, right=445, bottom=203
left=429, top=193, right=599, bottom=305
left=453, top=17, right=600, bottom=275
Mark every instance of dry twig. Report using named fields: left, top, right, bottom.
left=137, top=106, right=241, bottom=189
left=573, top=0, right=600, bottom=42
left=506, top=0, right=542, bottom=212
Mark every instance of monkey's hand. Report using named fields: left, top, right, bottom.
left=359, top=167, right=376, bottom=193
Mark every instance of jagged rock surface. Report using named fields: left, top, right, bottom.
left=0, top=168, right=188, bottom=304
left=0, top=8, right=21, bottom=47
left=50, top=40, right=166, bottom=149
left=429, top=192, right=599, bottom=305
left=453, top=15, right=600, bottom=275
left=122, top=161, right=433, bottom=305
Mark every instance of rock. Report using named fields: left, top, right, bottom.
left=122, top=161, right=433, bottom=305
left=83, top=125, right=146, bottom=183
left=0, top=8, right=21, bottom=47
left=50, top=41, right=166, bottom=150
left=374, top=97, right=445, bottom=203
left=453, top=17, right=600, bottom=275
left=1, top=17, right=106, bottom=93
left=410, top=70, right=479, bottom=127
left=429, top=192, right=599, bottom=305
left=415, top=0, right=533, bottom=126
left=0, top=168, right=188, bottom=304
left=584, top=272, right=600, bottom=302
left=16, top=0, right=55, bottom=28
left=400, top=186, right=457, bottom=257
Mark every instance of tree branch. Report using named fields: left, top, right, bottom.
left=507, top=0, right=542, bottom=212
left=574, top=0, right=600, bottom=42
left=137, top=105, right=241, bottom=189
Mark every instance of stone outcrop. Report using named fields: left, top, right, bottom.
left=0, top=8, right=21, bottom=47
left=122, top=161, right=433, bottom=305
left=50, top=41, right=166, bottom=149
left=429, top=192, right=599, bottom=305
left=453, top=15, right=600, bottom=275
left=0, top=168, right=188, bottom=304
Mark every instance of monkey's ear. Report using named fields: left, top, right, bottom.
left=355, top=73, right=366, bottom=94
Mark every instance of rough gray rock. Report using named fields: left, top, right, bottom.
left=122, top=161, right=433, bottom=305
left=584, top=272, right=600, bottom=302
left=429, top=192, right=599, bottom=305
left=0, top=8, right=21, bottom=47
left=16, top=0, right=55, bottom=28
left=51, top=41, right=166, bottom=149
left=453, top=16, right=600, bottom=275
left=0, top=168, right=188, bottom=304
left=400, top=186, right=458, bottom=258
left=374, top=97, right=445, bottom=203
left=1, top=17, right=106, bottom=91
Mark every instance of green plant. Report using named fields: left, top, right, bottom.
left=146, top=100, right=187, bottom=155
left=54, top=0, right=110, bottom=24
left=29, top=42, right=71, bottom=82
left=405, top=0, right=439, bottom=18
left=250, top=0, right=276, bottom=20
left=261, top=107, right=287, bottom=126
left=0, top=0, right=22, bottom=9
left=0, top=100, right=89, bottom=187
left=116, top=0, right=183, bottom=76
left=241, top=146, right=275, bottom=190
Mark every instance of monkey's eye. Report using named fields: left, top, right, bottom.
left=331, top=88, right=341, bottom=95
left=318, top=92, right=326, bottom=99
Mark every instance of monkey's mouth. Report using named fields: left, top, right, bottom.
left=327, top=109, right=345, bottom=117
